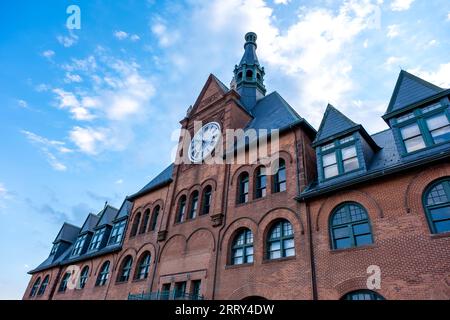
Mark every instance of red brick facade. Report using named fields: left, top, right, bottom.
left=23, top=73, right=450, bottom=300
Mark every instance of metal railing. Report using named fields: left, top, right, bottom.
left=128, top=290, right=204, bottom=300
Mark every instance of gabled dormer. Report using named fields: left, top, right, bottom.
left=86, top=205, right=118, bottom=253
left=107, top=199, right=132, bottom=246
left=312, top=104, right=380, bottom=183
left=70, top=213, right=99, bottom=257
left=383, top=70, right=450, bottom=156
left=50, top=223, right=80, bottom=261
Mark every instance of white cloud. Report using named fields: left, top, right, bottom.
left=151, top=21, right=179, bottom=47
left=130, top=34, right=141, bottom=41
left=35, top=84, right=50, bottom=92
left=387, top=24, right=400, bottom=38
left=57, top=32, right=79, bottom=47
left=390, top=0, right=414, bottom=11
left=42, top=50, right=55, bottom=58
left=410, top=63, right=450, bottom=88
left=115, top=179, right=124, bottom=184
left=18, top=99, right=28, bottom=108
left=64, top=73, right=83, bottom=83
left=447, top=12, right=450, bottom=21
left=114, top=30, right=129, bottom=40
left=52, top=88, right=97, bottom=121
left=69, top=126, right=109, bottom=155
left=384, top=56, right=405, bottom=69
left=274, top=0, right=290, bottom=4
left=0, top=183, right=8, bottom=199
left=428, top=39, right=438, bottom=47
left=21, top=130, right=72, bottom=171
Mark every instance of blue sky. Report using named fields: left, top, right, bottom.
left=0, top=0, right=449, bottom=299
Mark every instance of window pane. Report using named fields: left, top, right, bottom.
left=322, top=153, right=337, bottom=166
left=427, top=183, right=448, bottom=205
left=335, top=238, right=351, bottom=249
left=234, top=256, right=243, bottom=264
left=246, top=254, right=254, bottom=263
left=234, top=248, right=243, bottom=257
left=429, top=207, right=450, bottom=222
left=434, top=220, right=450, bottom=233
left=355, top=234, right=373, bottom=246
left=269, top=250, right=281, bottom=259
left=269, top=241, right=280, bottom=251
left=283, top=239, right=294, bottom=250
left=343, top=157, right=359, bottom=172
left=397, top=112, right=414, bottom=123
left=426, top=114, right=449, bottom=131
left=422, top=103, right=441, bottom=113
left=341, top=146, right=356, bottom=160
left=283, top=222, right=293, bottom=236
left=353, top=223, right=370, bottom=235
left=404, top=136, right=426, bottom=153
left=430, top=125, right=450, bottom=144
left=333, top=226, right=349, bottom=238
left=245, top=246, right=254, bottom=256
left=339, top=136, right=354, bottom=144
left=285, top=248, right=295, bottom=257
left=324, top=164, right=339, bottom=179
left=270, top=225, right=281, bottom=239
left=400, top=123, right=421, bottom=139
left=322, top=143, right=334, bottom=151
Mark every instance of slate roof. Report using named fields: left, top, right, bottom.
left=79, top=214, right=100, bottom=234
left=53, top=223, right=80, bottom=244
left=115, top=199, right=133, bottom=220
left=313, top=104, right=358, bottom=145
left=96, top=205, right=119, bottom=227
left=384, top=70, right=444, bottom=116
left=128, top=163, right=174, bottom=200
left=240, top=40, right=260, bottom=66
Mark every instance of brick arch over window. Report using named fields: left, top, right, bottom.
left=201, top=178, right=218, bottom=191
left=334, top=277, right=385, bottom=300
left=114, top=248, right=137, bottom=272
left=258, top=207, right=304, bottom=235
left=80, top=260, right=94, bottom=277
left=230, top=165, right=253, bottom=187
left=315, top=189, right=383, bottom=232
left=404, top=163, right=450, bottom=216
left=220, top=217, right=258, bottom=251
left=94, top=256, right=116, bottom=276
left=226, top=282, right=278, bottom=300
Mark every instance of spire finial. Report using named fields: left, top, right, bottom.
left=244, top=32, right=257, bottom=48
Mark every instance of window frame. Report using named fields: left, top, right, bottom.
left=231, top=229, right=254, bottom=265
left=422, top=178, right=450, bottom=234
left=71, top=234, right=87, bottom=256
left=150, top=206, right=160, bottom=231
left=329, top=202, right=373, bottom=250
left=319, top=134, right=361, bottom=181
left=135, top=252, right=151, bottom=280
left=79, top=266, right=89, bottom=289
left=108, top=219, right=127, bottom=245
left=30, top=277, right=41, bottom=297
left=139, top=210, right=150, bottom=234
left=88, top=227, right=106, bottom=252
left=266, top=220, right=295, bottom=260
left=237, top=172, right=249, bottom=204
left=95, top=261, right=110, bottom=287
left=58, top=272, right=71, bottom=293
left=201, top=186, right=212, bottom=215
left=394, top=102, right=450, bottom=155
left=189, top=191, right=199, bottom=220
left=342, top=289, right=385, bottom=300
left=176, top=196, right=187, bottom=223
left=273, top=160, right=287, bottom=193
left=255, top=167, right=267, bottom=199
left=130, top=212, right=141, bottom=237
left=117, top=256, right=133, bottom=283
left=37, top=275, right=49, bottom=296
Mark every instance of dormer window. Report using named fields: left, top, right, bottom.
left=395, top=101, right=450, bottom=154
left=246, top=70, right=253, bottom=80
left=320, top=135, right=360, bottom=180
left=108, top=220, right=126, bottom=245
left=71, top=234, right=87, bottom=256
left=50, top=243, right=59, bottom=256
left=88, top=227, right=106, bottom=252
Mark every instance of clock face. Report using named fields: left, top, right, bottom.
left=189, top=122, right=221, bottom=163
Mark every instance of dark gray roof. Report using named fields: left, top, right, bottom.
left=128, top=163, right=174, bottom=200
left=240, top=41, right=259, bottom=66
left=245, top=91, right=302, bottom=130
left=385, top=70, right=443, bottom=116
left=115, top=199, right=133, bottom=220
left=30, top=245, right=74, bottom=274
left=96, top=205, right=118, bottom=227
left=79, top=214, right=100, bottom=234
left=53, top=223, right=80, bottom=244
left=313, top=104, right=358, bottom=145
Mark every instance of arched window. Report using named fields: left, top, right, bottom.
left=267, top=220, right=295, bottom=259
left=342, top=290, right=385, bottom=300
left=79, top=266, right=89, bottom=289
left=135, top=252, right=151, bottom=280
left=330, top=203, right=373, bottom=250
left=117, top=256, right=133, bottom=282
left=130, top=212, right=141, bottom=237
left=273, top=159, right=286, bottom=193
left=58, top=272, right=71, bottom=293
left=140, top=209, right=150, bottom=234
left=255, top=167, right=267, bottom=199
left=231, top=229, right=254, bottom=265
left=95, top=261, right=110, bottom=286
left=29, top=277, right=41, bottom=297
left=238, top=172, right=249, bottom=204
left=189, top=191, right=199, bottom=220
left=246, top=70, right=253, bottom=79
left=237, top=72, right=243, bottom=80
left=176, top=196, right=187, bottom=223
left=201, top=186, right=212, bottom=215
left=150, top=205, right=160, bottom=231
left=37, top=275, right=49, bottom=296
left=423, top=178, right=450, bottom=234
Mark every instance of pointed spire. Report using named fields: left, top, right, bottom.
left=385, top=70, right=443, bottom=115
left=233, top=32, right=266, bottom=111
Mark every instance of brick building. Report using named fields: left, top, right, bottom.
left=23, top=33, right=450, bottom=300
